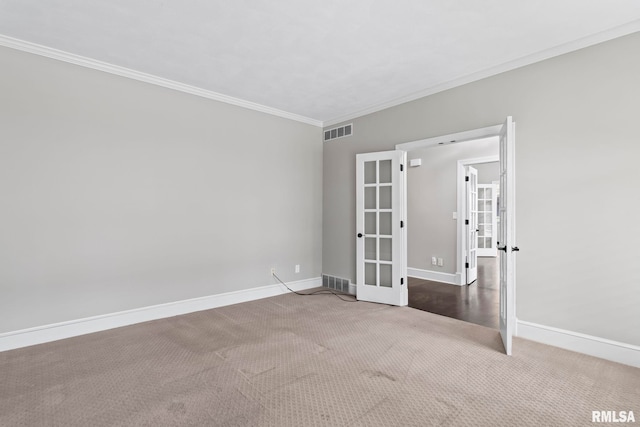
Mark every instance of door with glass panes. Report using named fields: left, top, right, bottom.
left=477, top=184, right=498, bottom=257
left=356, top=150, right=407, bottom=306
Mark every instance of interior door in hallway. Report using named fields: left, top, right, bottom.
left=477, top=184, right=498, bottom=257
left=465, top=166, right=478, bottom=284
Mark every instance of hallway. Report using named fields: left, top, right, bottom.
left=408, top=257, right=499, bottom=329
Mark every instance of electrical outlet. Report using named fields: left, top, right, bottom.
left=437, top=258, right=443, bottom=267
left=431, top=257, right=437, bottom=266
left=295, top=264, right=300, bottom=273
left=270, top=267, right=276, bottom=276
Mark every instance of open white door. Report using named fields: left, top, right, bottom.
left=465, top=166, right=478, bottom=284
left=498, top=116, right=517, bottom=355
left=356, top=150, right=407, bottom=306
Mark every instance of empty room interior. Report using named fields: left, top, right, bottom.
left=1, top=2, right=639, bottom=426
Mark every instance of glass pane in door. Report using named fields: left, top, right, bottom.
left=379, top=238, right=392, bottom=261
left=379, top=186, right=392, bottom=209
left=365, top=238, right=377, bottom=260
left=380, top=264, right=392, bottom=287
left=365, top=187, right=376, bottom=209
left=379, top=212, right=392, bottom=235
left=365, top=212, right=376, bottom=234
left=365, top=263, right=377, bottom=286
left=379, top=160, right=392, bottom=183
left=364, top=161, right=377, bottom=184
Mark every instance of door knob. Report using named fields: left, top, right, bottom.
left=357, top=233, right=363, bottom=238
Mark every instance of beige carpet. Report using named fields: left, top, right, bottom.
left=1, top=290, right=638, bottom=426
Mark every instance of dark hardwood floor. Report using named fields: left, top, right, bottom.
left=408, top=257, right=499, bottom=329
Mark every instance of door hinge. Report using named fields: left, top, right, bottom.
left=401, top=277, right=404, bottom=285
left=465, top=219, right=469, bottom=225
left=465, top=262, right=469, bottom=268
left=400, top=164, right=404, bottom=172
left=400, top=220, right=404, bottom=228
left=465, top=176, right=469, bottom=182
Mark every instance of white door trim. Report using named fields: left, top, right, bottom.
left=395, top=125, right=503, bottom=151
left=395, top=121, right=515, bottom=357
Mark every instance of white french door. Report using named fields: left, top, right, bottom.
left=477, top=184, right=498, bottom=257
left=356, top=150, right=407, bottom=306
left=499, top=116, right=516, bottom=355
left=465, top=166, right=478, bottom=284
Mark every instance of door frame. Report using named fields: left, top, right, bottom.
left=395, top=122, right=516, bottom=343
left=457, top=155, right=499, bottom=286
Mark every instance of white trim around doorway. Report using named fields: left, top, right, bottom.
left=396, top=120, right=516, bottom=356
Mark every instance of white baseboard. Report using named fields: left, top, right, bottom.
left=407, top=267, right=460, bottom=285
left=0, top=277, right=321, bottom=353
left=348, top=283, right=357, bottom=295
left=517, top=320, right=640, bottom=368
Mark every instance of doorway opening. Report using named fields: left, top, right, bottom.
left=403, top=138, right=500, bottom=329
left=355, top=118, right=516, bottom=354
left=399, top=119, right=516, bottom=354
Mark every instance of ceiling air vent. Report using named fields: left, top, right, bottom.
left=324, top=123, right=353, bottom=142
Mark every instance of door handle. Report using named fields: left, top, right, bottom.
left=498, top=246, right=507, bottom=252
left=357, top=233, right=363, bottom=238
left=511, top=246, right=520, bottom=252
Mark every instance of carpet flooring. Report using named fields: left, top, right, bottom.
left=1, top=290, right=638, bottom=426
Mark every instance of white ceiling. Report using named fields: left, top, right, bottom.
left=1, top=1, right=640, bottom=126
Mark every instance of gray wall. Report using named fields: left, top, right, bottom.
left=323, top=32, right=640, bottom=346
left=407, top=139, right=498, bottom=274
left=474, top=161, right=499, bottom=184
left=0, top=46, right=323, bottom=333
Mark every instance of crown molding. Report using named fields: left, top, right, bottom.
left=0, top=34, right=323, bottom=127
left=322, top=19, right=640, bottom=128
left=2, top=18, right=638, bottom=131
